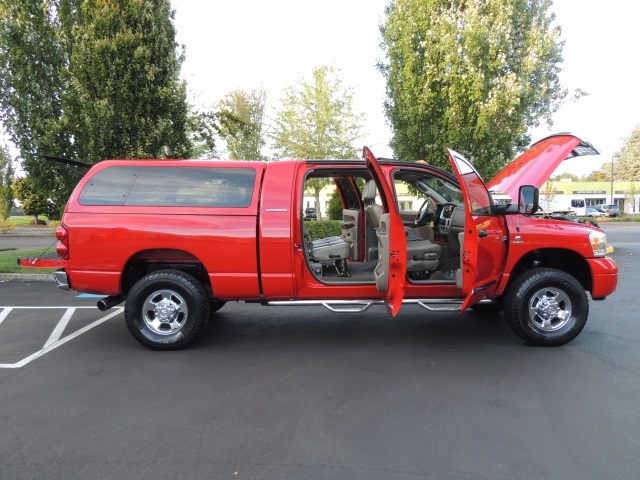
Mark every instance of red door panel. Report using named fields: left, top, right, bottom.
left=363, top=147, right=407, bottom=317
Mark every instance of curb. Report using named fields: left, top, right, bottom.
left=0, top=273, right=52, bottom=282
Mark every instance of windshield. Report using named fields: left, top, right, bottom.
left=393, top=169, right=464, bottom=207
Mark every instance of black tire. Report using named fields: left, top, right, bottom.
left=125, top=270, right=210, bottom=350
left=503, top=268, right=588, bottom=346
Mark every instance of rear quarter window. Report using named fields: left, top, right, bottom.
left=79, top=166, right=257, bottom=207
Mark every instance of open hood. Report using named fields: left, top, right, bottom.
left=486, top=134, right=600, bottom=200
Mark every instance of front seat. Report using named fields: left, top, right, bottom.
left=363, top=178, right=441, bottom=272
left=362, top=179, right=382, bottom=229
left=406, top=240, right=441, bottom=272
left=362, top=179, right=382, bottom=261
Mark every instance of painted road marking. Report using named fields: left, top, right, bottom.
left=0, top=307, right=123, bottom=369
left=43, top=307, right=75, bottom=349
left=0, top=307, right=12, bottom=326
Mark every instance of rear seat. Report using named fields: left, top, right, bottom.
left=309, top=236, right=350, bottom=262
left=307, top=236, right=351, bottom=277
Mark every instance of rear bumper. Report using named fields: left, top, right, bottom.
left=588, top=257, right=618, bottom=299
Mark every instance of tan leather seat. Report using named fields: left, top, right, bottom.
left=407, top=240, right=441, bottom=271
left=362, top=180, right=382, bottom=229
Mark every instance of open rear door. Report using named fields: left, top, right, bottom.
left=447, top=149, right=505, bottom=310
left=363, top=147, right=406, bottom=318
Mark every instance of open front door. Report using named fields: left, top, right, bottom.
left=363, top=147, right=406, bottom=318
left=447, top=149, right=505, bottom=310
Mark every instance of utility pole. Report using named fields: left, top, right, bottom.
left=610, top=154, right=618, bottom=204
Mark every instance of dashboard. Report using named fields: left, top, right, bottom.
left=438, top=203, right=465, bottom=235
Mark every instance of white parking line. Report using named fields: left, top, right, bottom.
left=0, top=307, right=123, bottom=369
left=0, top=307, right=12, bottom=326
left=43, top=308, right=76, bottom=349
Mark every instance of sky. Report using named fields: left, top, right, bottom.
left=171, top=0, right=640, bottom=177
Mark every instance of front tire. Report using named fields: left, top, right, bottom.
left=503, top=268, right=588, bottom=346
left=125, top=270, right=210, bottom=350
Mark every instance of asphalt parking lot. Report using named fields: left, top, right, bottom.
left=1, top=223, right=638, bottom=480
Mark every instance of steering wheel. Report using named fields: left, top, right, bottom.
left=414, top=198, right=433, bottom=226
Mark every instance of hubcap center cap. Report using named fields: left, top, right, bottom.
left=156, top=299, right=178, bottom=321
left=538, top=299, right=559, bottom=319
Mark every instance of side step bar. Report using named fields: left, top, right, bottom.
left=265, top=298, right=468, bottom=313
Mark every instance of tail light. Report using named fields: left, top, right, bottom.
left=56, top=224, right=69, bottom=260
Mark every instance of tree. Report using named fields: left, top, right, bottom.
left=379, top=0, right=567, bottom=178
left=12, top=177, right=50, bottom=224
left=583, top=168, right=610, bottom=182
left=551, top=172, right=579, bottom=182
left=0, top=144, right=15, bottom=219
left=187, top=109, right=219, bottom=159
left=0, top=0, right=73, bottom=219
left=272, top=65, right=363, bottom=213
left=217, top=88, right=267, bottom=160
left=0, top=0, right=192, bottom=218
left=540, top=181, right=557, bottom=212
left=613, top=125, right=640, bottom=181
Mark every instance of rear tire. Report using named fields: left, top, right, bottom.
left=503, top=268, right=588, bottom=346
left=125, top=270, right=210, bottom=350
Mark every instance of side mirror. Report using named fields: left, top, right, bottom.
left=518, top=185, right=539, bottom=215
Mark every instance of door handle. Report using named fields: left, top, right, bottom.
left=478, top=229, right=488, bottom=238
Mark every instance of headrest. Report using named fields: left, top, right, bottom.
left=362, top=179, right=377, bottom=202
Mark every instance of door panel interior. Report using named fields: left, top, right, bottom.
left=373, top=213, right=391, bottom=293
left=341, top=209, right=360, bottom=260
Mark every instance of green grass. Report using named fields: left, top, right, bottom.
left=0, top=249, right=58, bottom=274
left=7, top=216, right=49, bottom=226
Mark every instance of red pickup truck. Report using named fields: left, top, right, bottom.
left=22, top=134, right=618, bottom=349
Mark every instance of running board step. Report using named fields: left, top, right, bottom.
left=266, top=299, right=465, bottom=313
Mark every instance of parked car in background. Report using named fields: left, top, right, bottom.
left=304, top=207, right=317, bottom=220
left=602, top=204, right=620, bottom=217
left=585, top=206, right=606, bottom=217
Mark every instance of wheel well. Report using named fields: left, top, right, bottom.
left=507, top=249, right=592, bottom=292
left=121, top=249, right=212, bottom=298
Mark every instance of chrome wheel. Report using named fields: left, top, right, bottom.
left=142, top=289, right=188, bottom=335
left=504, top=268, right=588, bottom=346
left=527, top=287, right=572, bottom=332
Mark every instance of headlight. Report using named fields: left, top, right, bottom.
left=589, top=231, right=607, bottom=257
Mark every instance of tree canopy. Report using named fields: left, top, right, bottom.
left=0, top=143, right=14, bottom=219
left=613, top=125, right=640, bottom=181
left=272, top=65, right=363, bottom=160
left=272, top=66, right=364, bottom=216
left=378, top=0, right=567, bottom=178
left=583, top=125, right=640, bottom=182
left=12, top=176, right=49, bottom=223
left=217, top=88, right=267, bottom=160
left=0, top=0, right=191, bottom=218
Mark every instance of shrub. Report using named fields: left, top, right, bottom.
left=327, top=189, right=343, bottom=220
left=304, top=220, right=341, bottom=241
left=0, top=220, right=16, bottom=234
left=48, top=220, right=61, bottom=232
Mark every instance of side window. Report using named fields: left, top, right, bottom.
left=303, top=172, right=367, bottom=219
left=450, top=153, right=493, bottom=215
left=393, top=178, right=417, bottom=211
left=79, top=166, right=256, bottom=207
left=334, top=177, right=362, bottom=210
